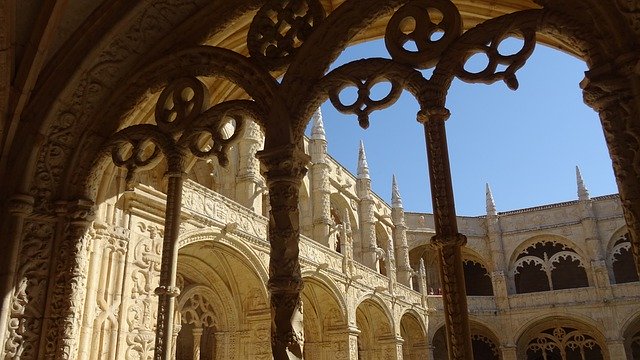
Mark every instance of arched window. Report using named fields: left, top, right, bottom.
left=524, top=326, right=603, bottom=360
left=609, top=233, right=639, bottom=284
left=176, top=291, right=218, bottom=359
left=512, top=241, right=588, bottom=293
left=463, top=259, right=494, bottom=296
left=433, top=325, right=501, bottom=360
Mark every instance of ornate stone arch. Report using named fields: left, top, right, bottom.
left=354, top=296, right=396, bottom=360
left=606, top=227, right=639, bottom=284
left=300, top=273, right=348, bottom=358
left=177, top=228, right=270, bottom=286
left=621, top=311, right=640, bottom=359
left=177, top=285, right=227, bottom=329
left=515, top=316, right=610, bottom=360
left=398, top=308, right=427, bottom=338
left=399, top=310, right=427, bottom=360
left=301, top=271, right=348, bottom=317
left=431, top=320, right=502, bottom=360
left=509, top=234, right=590, bottom=293
left=462, top=249, right=494, bottom=296
left=354, top=293, right=395, bottom=333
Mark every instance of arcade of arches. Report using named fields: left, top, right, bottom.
left=1, top=0, right=640, bottom=359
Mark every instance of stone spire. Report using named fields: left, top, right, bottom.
left=310, top=107, right=326, bottom=141
left=486, top=183, right=497, bottom=216
left=576, top=166, right=590, bottom=201
left=357, top=140, right=370, bottom=180
left=391, top=175, right=403, bottom=208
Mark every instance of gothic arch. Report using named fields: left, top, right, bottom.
left=177, top=229, right=270, bottom=286
left=301, top=271, right=348, bottom=316
left=300, top=274, right=348, bottom=359
left=622, top=312, right=640, bottom=360
left=355, top=297, right=396, bottom=360
left=516, top=316, right=609, bottom=360
left=431, top=320, right=502, bottom=360
left=509, top=234, right=590, bottom=293
left=606, top=227, right=639, bottom=284
left=354, top=293, right=395, bottom=333
left=399, top=308, right=427, bottom=338
left=400, top=311, right=427, bottom=360
left=462, top=250, right=494, bottom=296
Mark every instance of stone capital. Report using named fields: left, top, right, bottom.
left=7, top=193, right=35, bottom=215
left=257, top=145, right=310, bottom=183
left=430, top=233, right=467, bottom=248
left=417, top=107, right=451, bottom=124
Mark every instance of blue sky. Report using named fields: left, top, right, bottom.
left=308, top=39, right=617, bottom=216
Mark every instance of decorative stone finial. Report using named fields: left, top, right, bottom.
left=310, top=107, right=326, bottom=141
left=391, top=175, right=403, bottom=208
left=357, top=140, right=370, bottom=180
left=419, top=258, right=426, bottom=276
left=576, top=166, right=590, bottom=201
left=486, top=183, right=497, bottom=216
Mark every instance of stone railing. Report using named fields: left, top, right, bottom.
left=508, top=287, right=598, bottom=309
left=299, top=233, right=344, bottom=275
left=182, top=180, right=270, bottom=241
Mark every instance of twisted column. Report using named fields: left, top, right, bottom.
left=582, top=59, right=640, bottom=279
left=153, top=172, right=185, bottom=360
left=419, top=108, right=473, bottom=360
left=257, top=145, right=309, bottom=360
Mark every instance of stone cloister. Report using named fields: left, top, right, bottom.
left=1, top=1, right=640, bottom=359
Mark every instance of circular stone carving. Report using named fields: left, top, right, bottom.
left=385, top=0, right=462, bottom=69
left=248, top=0, right=325, bottom=71
left=155, top=77, right=206, bottom=134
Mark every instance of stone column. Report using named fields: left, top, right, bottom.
left=500, top=345, right=518, bottom=360
left=172, top=324, right=182, bottom=360
left=257, top=145, right=310, bottom=360
left=605, top=339, right=627, bottom=359
left=153, top=172, right=185, bottom=360
left=77, top=224, right=107, bottom=359
left=427, top=345, right=435, bottom=360
left=44, top=199, right=96, bottom=360
left=582, top=60, right=640, bottom=278
left=0, top=193, right=34, bottom=349
left=236, top=119, right=264, bottom=212
left=192, top=327, right=203, bottom=360
left=347, top=326, right=360, bottom=360
left=419, top=108, right=473, bottom=360
left=391, top=176, right=412, bottom=286
left=341, top=210, right=355, bottom=277
left=356, top=141, right=378, bottom=269
left=309, top=109, right=332, bottom=247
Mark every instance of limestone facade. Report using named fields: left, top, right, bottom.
left=2, top=1, right=640, bottom=359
